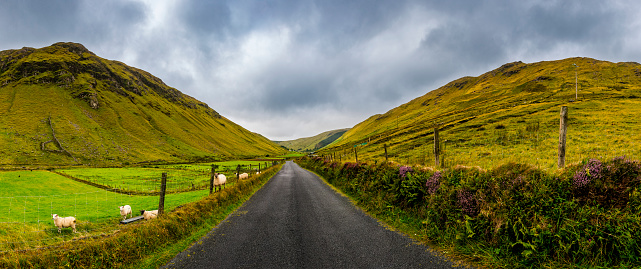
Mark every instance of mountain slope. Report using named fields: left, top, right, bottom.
left=320, top=57, right=641, bottom=169
left=0, top=42, right=286, bottom=166
left=275, top=128, right=349, bottom=152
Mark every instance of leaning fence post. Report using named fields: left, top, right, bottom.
left=354, top=147, right=358, bottom=163
left=209, top=165, right=215, bottom=194
left=558, top=106, right=568, bottom=168
left=159, top=172, right=167, bottom=215
left=434, top=127, right=440, bottom=167
left=384, top=144, right=388, bottom=162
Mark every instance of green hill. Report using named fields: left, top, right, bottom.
left=320, top=57, right=641, bottom=169
left=275, top=128, right=349, bottom=152
left=0, top=42, right=286, bottom=167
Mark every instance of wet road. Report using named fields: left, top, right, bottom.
left=162, top=161, right=458, bottom=268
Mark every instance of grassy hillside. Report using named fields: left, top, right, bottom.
left=275, top=128, right=349, bottom=152
left=320, top=57, right=641, bottom=170
left=0, top=42, right=286, bottom=167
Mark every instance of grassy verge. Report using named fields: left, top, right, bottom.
left=0, top=163, right=282, bottom=268
left=297, top=156, right=641, bottom=268
left=132, top=167, right=278, bottom=269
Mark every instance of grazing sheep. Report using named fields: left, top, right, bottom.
left=140, top=209, right=159, bottom=220
left=119, top=205, right=132, bottom=220
left=51, top=214, right=77, bottom=233
left=238, top=172, right=249, bottom=180
left=214, top=173, right=227, bottom=191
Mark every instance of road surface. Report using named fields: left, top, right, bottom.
left=162, top=161, right=460, bottom=268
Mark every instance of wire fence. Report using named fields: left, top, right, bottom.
left=321, top=122, right=641, bottom=171
left=0, top=188, right=139, bottom=252
left=0, top=162, right=278, bottom=253
left=56, top=163, right=275, bottom=194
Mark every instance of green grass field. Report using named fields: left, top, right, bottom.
left=0, top=163, right=284, bottom=268
left=53, top=160, right=277, bottom=194
left=320, top=58, right=641, bottom=171
left=0, top=168, right=233, bottom=251
left=277, top=152, right=306, bottom=158
left=0, top=161, right=274, bottom=252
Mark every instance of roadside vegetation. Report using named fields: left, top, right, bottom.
left=298, top=156, right=641, bottom=268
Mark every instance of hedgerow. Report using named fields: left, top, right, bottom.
left=297, top=156, right=641, bottom=268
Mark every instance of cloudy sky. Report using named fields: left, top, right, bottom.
left=2, top=1, right=640, bottom=140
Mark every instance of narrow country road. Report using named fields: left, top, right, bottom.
left=162, top=161, right=461, bottom=268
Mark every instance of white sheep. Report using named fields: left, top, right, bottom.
left=51, top=214, right=77, bottom=233
left=140, top=209, right=159, bottom=220
left=119, top=205, right=132, bottom=220
left=214, top=173, right=227, bottom=191
left=238, top=172, right=248, bottom=180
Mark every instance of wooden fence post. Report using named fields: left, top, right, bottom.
left=558, top=106, right=568, bottom=168
left=209, top=165, right=215, bottom=194
left=159, top=172, right=167, bottom=215
left=354, top=147, right=358, bottom=163
left=434, top=127, right=440, bottom=167
left=236, top=165, right=241, bottom=179
left=384, top=144, right=388, bottom=162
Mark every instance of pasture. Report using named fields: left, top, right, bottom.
left=0, top=160, right=274, bottom=252
left=54, top=160, right=276, bottom=193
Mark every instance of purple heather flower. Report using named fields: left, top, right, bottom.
left=457, top=189, right=479, bottom=217
left=399, top=166, right=414, bottom=179
left=573, top=159, right=603, bottom=188
left=425, top=171, right=442, bottom=195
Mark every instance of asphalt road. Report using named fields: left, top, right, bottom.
left=162, top=161, right=460, bottom=269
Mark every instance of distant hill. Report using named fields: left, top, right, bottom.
left=275, top=128, right=349, bottom=152
left=320, top=57, right=641, bottom=168
left=0, top=42, right=286, bottom=166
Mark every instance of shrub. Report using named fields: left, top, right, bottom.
left=425, top=171, right=441, bottom=195
left=573, top=159, right=603, bottom=189
left=456, top=188, right=479, bottom=217
left=398, top=165, right=413, bottom=179
left=296, top=156, right=641, bottom=268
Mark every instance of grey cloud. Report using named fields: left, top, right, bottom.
left=0, top=1, right=82, bottom=47
left=2, top=0, right=641, bottom=141
left=179, top=1, right=231, bottom=37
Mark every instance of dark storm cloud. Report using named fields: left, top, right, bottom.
left=179, top=1, right=231, bottom=37
left=1, top=0, right=640, bottom=140
left=0, top=0, right=146, bottom=49
left=0, top=0, right=82, bottom=47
